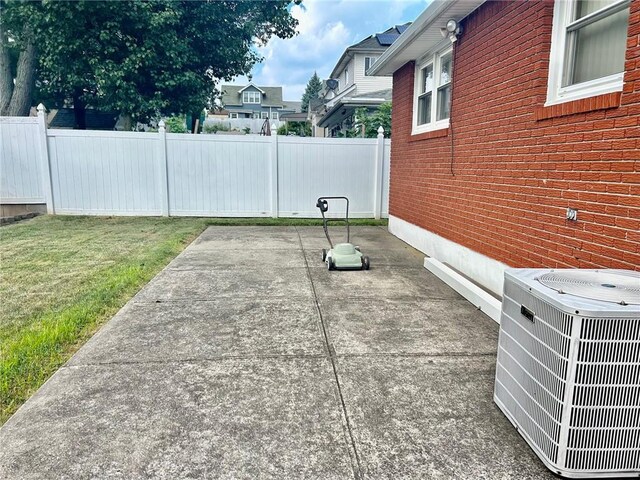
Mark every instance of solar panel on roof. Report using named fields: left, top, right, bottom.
left=396, top=24, right=409, bottom=34
left=376, top=33, right=399, bottom=46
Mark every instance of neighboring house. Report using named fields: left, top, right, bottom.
left=369, top=0, right=639, bottom=310
left=207, top=108, right=230, bottom=120
left=314, top=23, right=410, bottom=137
left=220, top=83, right=300, bottom=121
left=279, top=112, right=308, bottom=122
left=282, top=100, right=302, bottom=114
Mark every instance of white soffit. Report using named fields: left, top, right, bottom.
left=368, top=0, right=486, bottom=76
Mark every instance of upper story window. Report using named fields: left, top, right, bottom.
left=345, top=67, right=349, bottom=86
left=243, top=91, right=261, bottom=104
left=546, top=0, right=630, bottom=105
left=413, top=47, right=452, bottom=134
left=364, top=56, right=378, bottom=73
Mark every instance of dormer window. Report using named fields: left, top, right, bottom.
left=243, top=91, right=261, bottom=104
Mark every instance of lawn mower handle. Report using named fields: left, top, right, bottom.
left=316, top=196, right=350, bottom=248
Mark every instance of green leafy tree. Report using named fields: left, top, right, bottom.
left=0, top=1, right=299, bottom=127
left=300, top=71, right=322, bottom=113
left=277, top=121, right=311, bottom=136
left=353, top=102, right=392, bottom=138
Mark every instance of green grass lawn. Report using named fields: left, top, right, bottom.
left=0, top=215, right=386, bottom=424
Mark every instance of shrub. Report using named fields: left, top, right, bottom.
left=277, top=121, right=311, bottom=136
left=203, top=123, right=230, bottom=134
left=164, top=116, right=188, bottom=133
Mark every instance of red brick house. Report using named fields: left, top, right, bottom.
left=369, top=0, right=639, bottom=320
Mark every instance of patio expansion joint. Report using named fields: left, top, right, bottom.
left=296, top=227, right=364, bottom=480
left=132, top=295, right=313, bottom=304
left=335, top=352, right=497, bottom=359
left=63, top=354, right=329, bottom=369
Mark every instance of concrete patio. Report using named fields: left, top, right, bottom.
left=0, top=226, right=555, bottom=479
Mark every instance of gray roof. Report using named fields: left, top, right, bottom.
left=221, top=84, right=284, bottom=107
left=282, top=101, right=302, bottom=113
left=317, top=89, right=392, bottom=128
left=280, top=112, right=308, bottom=121
left=330, top=23, right=411, bottom=79
left=349, top=23, right=411, bottom=50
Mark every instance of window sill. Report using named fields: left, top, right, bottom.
left=409, top=127, right=450, bottom=142
left=535, top=92, right=621, bottom=121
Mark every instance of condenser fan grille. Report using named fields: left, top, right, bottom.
left=537, top=270, right=640, bottom=305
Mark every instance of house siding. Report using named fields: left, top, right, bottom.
left=390, top=0, right=640, bottom=272
left=353, top=54, right=393, bottom=94
left=334, top=58, right=356, bottom=93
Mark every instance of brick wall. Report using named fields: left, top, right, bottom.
left=390, top=0, right=640, bottom=270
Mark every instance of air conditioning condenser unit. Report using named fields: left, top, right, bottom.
left=495, top=268, right=640, bottom=478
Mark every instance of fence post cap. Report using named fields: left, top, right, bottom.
left=37, top=103, right=46, bottom=114
left=158, top=120, right=166, bottom=131
left=377, top=126, right=384, bottom=135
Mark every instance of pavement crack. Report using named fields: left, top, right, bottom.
left=336, top=352, right=497, bottom=358
left=296, top=226, right=364, bottom=480
left=63, top=354, right=329, bottom=369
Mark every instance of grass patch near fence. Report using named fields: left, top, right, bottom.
left=0, top=215, right=387, bottom=424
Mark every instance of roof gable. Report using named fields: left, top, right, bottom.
left=238, top=83, right=265, bottom=94
left=330, top=23, right=411, bottom=79
left=221, top=84, right=284, bottom=107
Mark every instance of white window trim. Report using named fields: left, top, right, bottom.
left=261, top=112, right=269, bottom=119
left=412, top=46, right=452, bottom=136
left=545, top=0, right=628, bottom=106
left=364, top=56, right=378, bottom=74
left=272, top=112, right=279, bottom=120
left=243, top=91, right=261, bottom=104
left=229, top=113, right=238, bottom=119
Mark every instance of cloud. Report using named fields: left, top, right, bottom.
left=227, top=0, right=429, bottom=102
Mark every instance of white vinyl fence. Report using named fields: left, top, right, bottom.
left=0, top=116, right=45, bottom=204
left=0, top=105, right=390, bottom=218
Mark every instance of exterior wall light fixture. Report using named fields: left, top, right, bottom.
left=440, top=19, right=462, bottom=43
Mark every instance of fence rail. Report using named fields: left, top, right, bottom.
left=0, top=105, right=390, bottom=218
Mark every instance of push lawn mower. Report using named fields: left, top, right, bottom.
left=316, top=196, right=370, bottom=271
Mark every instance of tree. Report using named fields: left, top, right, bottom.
left=0, top=1, right=300, bottom=126
left=301, top=71, right=322, bottom=113
left=0, top=1, right=39, bottom=116
left=277, top=120, right=311, bottom=136
left=353, top=102, right=392, bottom=138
